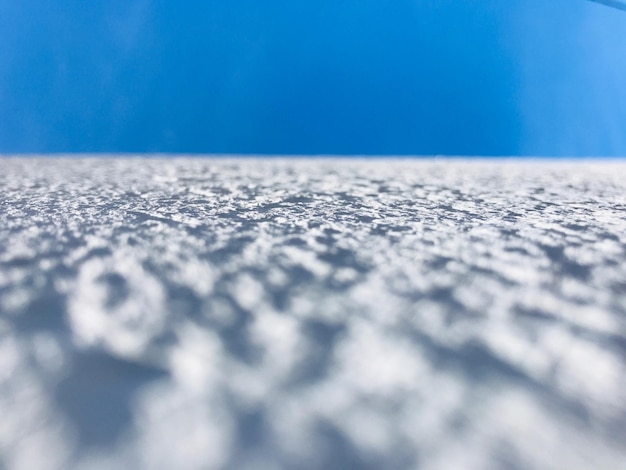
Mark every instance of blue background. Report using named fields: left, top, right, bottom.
left=1, top=0, right=625, bottom=156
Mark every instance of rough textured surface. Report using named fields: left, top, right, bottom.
left=1, top=157, right=625, bottom=470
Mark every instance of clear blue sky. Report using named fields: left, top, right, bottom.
left=1, top=0, right=624, bottom=156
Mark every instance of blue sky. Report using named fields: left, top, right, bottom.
left=0, top=0, right=624, bottom=156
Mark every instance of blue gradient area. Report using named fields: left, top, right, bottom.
left=0, top=0, right=624, bottom=155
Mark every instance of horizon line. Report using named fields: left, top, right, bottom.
left=1, top=153, right=625, bottom=160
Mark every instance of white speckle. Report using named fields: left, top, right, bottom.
left=1, top=157, right=625, bottom=469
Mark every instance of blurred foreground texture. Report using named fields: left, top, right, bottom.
left=0, top=158, right=625, bottom=469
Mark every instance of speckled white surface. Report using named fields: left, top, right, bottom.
left=1, top=158, right=625, bottom=469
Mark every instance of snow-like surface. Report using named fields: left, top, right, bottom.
left=0, top=157, right=625, bottom=469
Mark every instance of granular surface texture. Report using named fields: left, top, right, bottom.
left=0, top=158, right=625, bottom=469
